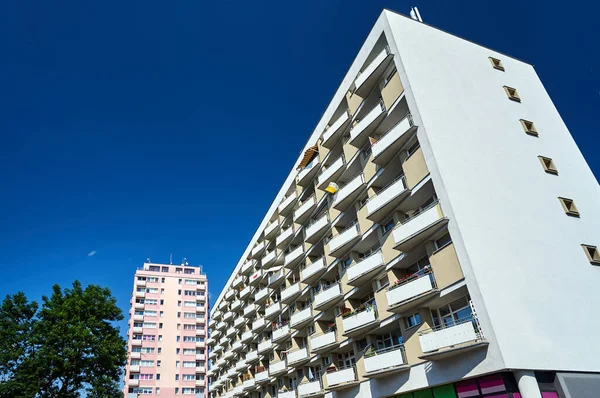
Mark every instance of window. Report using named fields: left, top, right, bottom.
left=488, top=56, right=504, bottom=71
left=160, top=299, right=164, bottom=305
left=185, top=279, right=197, bottom=285
left=538, top=156, right=558, bottom=175
left=433, top=233, right=452, bottom=251
left=376, top=275, right=389, bottom=290
left=161, top=277, right=165, bottom=283
left=157, top=360, right=161, bottom=367
left=432, top=296, right=472, bottom=328
left=183, top=324, right=196, bottom=330
left=381, top=218, right=395, bottom=234
left=182, top=388, right=196, bottom=395
left=183, top=361, right=196, bottom=368
left=175, top=374, right=180, bottom=380
left=142, top=334, right=155, bottom=341
left=503, top=85, right=521, bottom=102
left=183, top=374, right=196, bottom=381
left=143, top=310, right=156, bottom=317
left=156, top=374, right=160, bottom=380
left=140, top=360, right=155, bottom=367
left=582, top=245, right=600, bottom=265
left=184, top=312, right=196, bottom=319
left=143, top=322, right=156, bottom=329
left=307, top=325, right=316, bottom=335
left=156, top=387, right=160, bottom=395
left=404, top=312, right=421, bottom=329
left=520, top=119, right=538, bottom=136
left=178, top=290, right=182, bottom=295
left=558, top=197, right=580, bottom=217
left=184, top=290, right=197, bottom=296
left=184, top=301, right=196, bottom=307
left=183, top=349, right=196, bottom=355
left=406, top=140, right=420, bottom=157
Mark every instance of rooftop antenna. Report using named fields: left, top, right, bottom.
left=410, top=6, right=423, bottom=22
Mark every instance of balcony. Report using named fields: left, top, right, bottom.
left=276, top=225, right=295, bottom=248
left=304, top=213, right=330, bottom=244
left=134, top=303, right=144, bottom=310
left=258, top=339, right=273, bottom=354
left=363, top=345, right=408, bottom=376
left=327, top=223, right=360, bottom=257
left=231, top=300, right=243, bottom=313
left=294, top=195, right=317, bottom=225
left=233, top=385, right=243, bottom=396
left=128, top=379, right=139, bottom=387
left=243, top=304, right=257, bottom=318
left=310, top=330, right=338, bottom=353
left=278, top=192, right=298, bottom=215
left=300, top=257, right=327, bottom=285
left=211, top=329, right=222, bottom=339
left=129, top=365, right=140, bottom=373
left=322, top=110, right=351, bottom=149
left=132, top=326, right=143, bottom=333
left=333, top=174, right=365, bottom=211
left=372, top=114, right=416, bottom=165
left=272, top=324, right=291, bottom=343
left=256, top=369, right=270, bottom=383
left=224, top=351, right=235, bottom=361
left=135, top=291, right=145, bottom=298
left=226, top=327, right=236, bottom=338
left=226, top=367, right=237, bottom=378
left=264, top=220, right=280, bottom=240
left=252, top=241, right=266, bottom=259
left=241, top=260, right=253, bottom=275
left=246, top=349, right=259, bottom=364
left=387, top=271, right=438, bottom=313
left=225, top=289, right=236, bottom=301
left=241, top=330, right=254, bottom=343
left=268, top=270, right=286, bottom=288
left=354, top=46, right=393, bottom=96
left=278, top=390, right=296, bottom=398
left=418, top=317, right=487, bottom=361
left=281, top=282, right=301, bottom=304
left=392, top=202, right=448, bottom=251
left=365, top=176, right=409, bottom=223
left=223, top=311, right=234, bottom=322
left=249, top=270, right=264, bottom=286
left=270, top=359, right=287, bottom=376
left=234, top=317, right=246, bottom=329
left=317, top=156, right=346, bottom=190
left=346, top=250, right=385, bottom=286
left=130, top=352, right=141, bottom=359
left=341, top=304, right=378, bottom=336
left=232, top=340, right=244, bottom=352
left=284, top=245, right=304, bottom=268
left=232, top=275, right=245, bottom=289
left=133, top=314, right=143, bottom=321
left=313, top=283, right=343, bottom=311
left=349, top=101, right=386, bottom=147
left=291, top=307, right=313, bottom=329
left=287, top=346, right=310, bottom=366
left=265, top=301, right=283, bottom=320
left=209, top=351, right=217, bottom=360
left=216, top=321, right=227, bottom=331
left=324, top=366, right=357, bottom=390
left=298, top=380, right=324, bottom=397
left=236, top=360, right=248, bottom=372
left=262, top=250, right=280, bottom=268
left=240, top=287, right=252, bottom=303
left=243, top=378, right=256, bottom=391
left=131, top=340, right=142, bottom=346
left=297, top=155, right=321, bottom=186
left=255, top=287, right=271, bottom=303
left=252, top=317, right=267, bottom=332
left=196, top=365, right=206, bottom=373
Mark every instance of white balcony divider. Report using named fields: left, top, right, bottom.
left=310, top=330, right=337, bottom=351
left=298, top=155, right=320, bottom=182
left=364, top=345, right=407, bottom=373
left=317, top=155, right=345, bottom=187
left=314, top=283, right=341, bottom=308
left=346, top=250, right=384, bottom=282
left=366, top=176, right=407, bottom=215
left=301, top=257, right=326, bottom=281
left=281, top=282, right=301, bottom=302
left=264, top=220, right=279, bottom=237
left=243, top=304, right=256, bottom=317
left=272, top=324, right=290, bottom=341
left=298, top=380, right=322, bottom=397
left=334, top=174, right=365, bottom=207
left=326, top=366, right=356, bottom=386
left=284, top=245, right=304, bottom=266
left=276, top=225, right=295, bottom=246
left=349, top=101, right=385, bottom=143
left=291, top=307, right=312, bottom=326
left=323, top=111, right=350, bottom=145
left=393, top=203, right=442, bottom=245
left=328, top=223, right=360, bottom=253
left=287, top=346, right=309, bottom=364
left=252, top=241, right=266, bottom=257
left=265, top=301, right=282, bottom=318
left=270, top=359, right=287, bottom=374
left=305, top=213, right=329, bottom=240
left=372, top=114, right=413, bottom=159
left=294, top=195, right=316, bottom=221
left=278, top=192, right=297, bottom=213
left=355, top=47, right=390, bottom=91
left=387, top=272, right=435, bottom=307
left=342, top=306, right=378, bottom=333
left=419, top=318, right=482, bottom=353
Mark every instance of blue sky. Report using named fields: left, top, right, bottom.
left=0, top=0, right=598, bottom=337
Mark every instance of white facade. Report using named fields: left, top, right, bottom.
left=207, top=9, right=600, bottom=398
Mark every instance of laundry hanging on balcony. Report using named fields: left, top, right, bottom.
left=297, top=144, right=319, bottom=170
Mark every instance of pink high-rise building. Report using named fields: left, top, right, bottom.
left=124, top=262, right=209, bottom=398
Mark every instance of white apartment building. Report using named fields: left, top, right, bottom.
left=207, top=9, right=600, bottom=398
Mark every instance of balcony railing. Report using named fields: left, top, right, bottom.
left=364, top=175, right=407, bottom=218
left=300, top=257, right=326, bottom=282
left=278, top=192, right=298, bottom=214
left=291, top=306, right=313, bottom=327
left=281, top=282, right=301, bottom=303
left=333, top=174, right=365, bottom=209
left=372, top=113, right=414, bottom=163
left=270, top=359, right=287, bottom=375
left=243, top=303, right=257, bottom=318
left=322, top=110, right=351, bottom=148
left=310, top=330, right=337, bottom=352
left=305, top=213, right=330, bottom=242
left=264, top=220, right=280, bottom=238
left=346, top=250, right=385, bottom=284
left=265, top=301, right=282, bottom=319
left=393, top=201, right=444, bottom=249
left=354, top=46, right=392, bottom=95
left=327, top=222, right=360, bottom=254
left=386, top=267, right=436, bottom=309
left=276, top=225, right=295, bottom=247
left=297, top=155, right=321, bottom=185
left=294, top=194, right=317, bottom=222
left=418, top=316, right=485, bottom=354
left=349, top=100, right=386, bottom=145
left=341, top=302, right=378, bottom=334
left=325, top=365, right=357, bottom=387
left=272, top=324, right=291, bottom=342
left=317, top=155, right=345, bottom=188
left=287, top=346, right=309, bottom=365
left=363, top=344, right=407, bottom=374
left=313, top=283, right=342, bottom=309
left=298, top=379, right=323, bottom=397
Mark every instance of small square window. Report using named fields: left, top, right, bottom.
left=503, top=86, right=521, bottom=102
left=538, top=156, right=558, bottom=175
left=489, top=57, right=505, bottom=71
left=520, top=119, right=538, bottom=136
left=558, top=197, right=580, bottom=217
left=582, top=245, right=600, bottom=265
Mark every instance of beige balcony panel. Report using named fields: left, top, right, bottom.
left=354, top=46, right=393, bottom=97
left=429, top=243, right=464, bottom=290
left=392, top=203, right=448, bottom=252
left=403, top=147, right=429, bottom=189
left=322, top=110, right=351, bottom=148
left=381, top=71, right=404, bottom=109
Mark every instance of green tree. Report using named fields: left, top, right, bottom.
left=0, top=281, right=127, bottom=398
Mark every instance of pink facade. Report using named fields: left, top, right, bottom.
left=124, top=263, right=209, bottom=398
